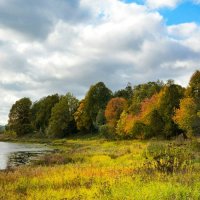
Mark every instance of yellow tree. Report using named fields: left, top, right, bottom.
left=74, top=100, right=92, bottom=133
left=173, top=97, right=199, bottom=136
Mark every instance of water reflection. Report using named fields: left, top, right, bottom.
left=0, top=142, right=49, bottom=170
left=0, top=154, right=8, bottom=170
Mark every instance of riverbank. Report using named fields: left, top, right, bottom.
left=0, top=135, right=199, bottom=199
left=0, top=132, right=102, bottom=144
left=0, top=133, right=51, bottom=143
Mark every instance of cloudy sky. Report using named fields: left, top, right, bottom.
left=0, top=0, right=200, bottom=124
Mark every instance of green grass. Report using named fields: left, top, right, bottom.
left=0, top=135, right=199, bottom=200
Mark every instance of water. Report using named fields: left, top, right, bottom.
left=0, top=142, right=50, bottom=170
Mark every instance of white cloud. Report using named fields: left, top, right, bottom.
left=168, top=23, right=199, bottom=38
left=193, top=0, right=200, bottom=4
left=145, top=0, right=181, bottom=9
left=168, top=23, right=200, bottom=52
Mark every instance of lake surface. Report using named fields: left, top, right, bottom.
left=0, top=142, right=50, bottom=170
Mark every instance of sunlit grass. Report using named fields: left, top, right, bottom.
left=0, top=136, right=199, bottom=200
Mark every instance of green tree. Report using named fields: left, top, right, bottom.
left=84, top=82, right=112, bottom=130
left=8, top=98, right=32, bottom=136
left=48, top=94, right=79, bottom=138
left=185, top=70, right=200, bottom=107
left=65, top=93, right=79, bottom=134
left=114, top=83, right=133, bottom=101
left=96, top=109, right=106, bottom=127
left=145, top=109, right=164, bottom=138
left=65, top=93, right=79, bottom=119
left=31, top=94, right=60, bottom=133
left=158, top=83, right=184, bottom=138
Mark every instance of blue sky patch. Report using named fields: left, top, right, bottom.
left=121, top=0, right=143, bottom=4
left=160, top=2, right=200, bottom=25
left=121, top=0, right=200, bottom=25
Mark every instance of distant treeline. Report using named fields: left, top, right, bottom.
left=5, top=70, right=200, bottom=139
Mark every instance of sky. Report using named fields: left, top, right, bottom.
left=0, top=0, right=200, bottom=124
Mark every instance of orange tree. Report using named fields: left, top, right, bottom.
left=105, top=97, right=127, bottom=128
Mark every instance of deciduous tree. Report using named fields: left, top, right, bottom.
left=84, top=82, right=112, bottom=130
left=173, top=97, right=200, bottom=136
left=105, top=97, right=127, bottom=128
left=114, top=83, right=133, bottom=101
left=8, top=98, right=32, bottom=136
left=157, top=83, right=184, bottom=138
left=185, top=70, right=200, bottom=107
left=129, top=81, right=163, bottom=115
left=31, top=94, right=60, bottom=133
left=48, top=94, right=79, bottom=138
left=74, top=100, right=92, bottom=132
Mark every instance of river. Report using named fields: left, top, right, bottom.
left=0, top=142, right=50, bottom=170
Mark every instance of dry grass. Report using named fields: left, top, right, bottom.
left=0, top=136, right=199, bottom=200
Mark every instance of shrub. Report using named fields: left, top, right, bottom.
left=4, top=130, right=17, bottom=138
left=99, top=125, right=116, bottom=139
left=190, top=139, right=200, bottom=152
left=130, top=121, right=146, bottom=139
left=130, top=122, right=156, bottom=139
left=36, top=153, right=85, bottom=166
left=143, top=143, right=193, bottom=173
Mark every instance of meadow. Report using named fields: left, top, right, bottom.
left=0, top=135, right=199, bottom=200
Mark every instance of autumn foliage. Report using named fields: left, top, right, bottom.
left=7, top=71, right=200, bottom=139
left=105, top=97, right=127, bottom=127
left=173, top=97, right=200, bottom=136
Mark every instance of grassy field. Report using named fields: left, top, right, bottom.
left=0, top=135, right=199, bottom=200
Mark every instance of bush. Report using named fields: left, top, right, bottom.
left=36, top=153, right=85, bottom=166
left=130, top=122, right=157, bottom=139
left=4, top=130, right=17, bottom=138
left=130, top=121, right=146, bottom=139
left=99, top=125, right=116, bottom=139
left=143, top=143, right=193, bottom=173
left=190, top=139, right=200, bottom=152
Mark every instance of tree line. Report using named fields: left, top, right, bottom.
left=6, top=70, right=200, bottom=139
